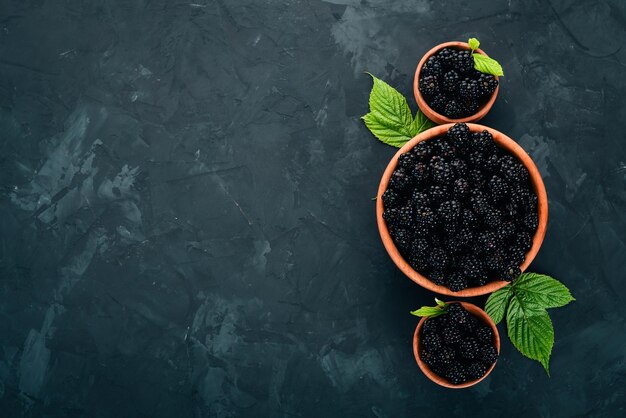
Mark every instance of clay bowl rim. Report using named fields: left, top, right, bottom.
left=413, top=41, right=500, bottom=125
left=376, top=123, right=549, bottom=297
left=412, top=301, right=501, bottom=388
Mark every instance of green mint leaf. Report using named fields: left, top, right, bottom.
left=410, top=306, right=446, bottom=318
left=472, top=53, right=504, bottom=77
left=362, top=73, right=436, bottom=148
left=485, top=285, right=512, bottom=324
left=468, top=38, right=480, bottom=52
left=513, top=273, right=575, bottom=309
left=506, top=296, right=554, bottom=375
left=409, top=108, right=436, bottom=137
left=434, top=298, right=447, bottom=308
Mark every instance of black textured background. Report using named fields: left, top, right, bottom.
left=1, top=0, right=625, bottom=417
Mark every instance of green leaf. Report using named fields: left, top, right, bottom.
left=362, top=111, right=414, bottom=147
left=468, top=37, right=480, bottom=52
left=409, top=108, right=435, bottom=137
left=513, top=273, right=575, bottom=309
left=434, top=298, right=447, bottom=308
left=410, top=306, right=447, bottom=318
left=485, top=285, right=512, bottom=324
left=506, top=296, right=554, bottom=375
left=473, top=53, right=504, bottom=77
left=362, top=73, right=436, bottom=148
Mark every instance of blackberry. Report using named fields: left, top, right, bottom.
left=506, top=246, right=527, bottom=266
left=488, top=175, right=509, bottom=202
left=394, top=205, right=414, bottom=228
left=388, top=169, right=412, bottom=192
left=414, top=207, right=437, bottom=234
left=485, top=252, right=506, bottom=273
left=445, top=362, right=467, bottom=385
left=412, top=141, right=432, bottom=162
left=453, top=178, right=470, bottom=201
left=477, top=231, right=498, bottom=254
left=443, top=70, right=459, bottom=93
left=468, top=151, right=486, bottom=169
left=412, top=163, right=429, bottom=185
left=523, top=212, right=539, bottom=232
left=510, top=186, right=533, bottom=211
left=443, top=100, right=463, bottom=118
left=437, top=346, right=456, bottom=366
left=433, top=139, right=457, bottom=159
left=419, top=75, right=439, bottom=98
left=410, top=238, right=429, bottom=262
left=470, top=191, right=490, bottom=216
left=391, top=227, right=412, bottom=252
left=428, top=247, right=449, bottom=270
left=444, top=237, right=463, bottom=255
left=480, top=345, right=498, bottom=364
left=420, top=349, right=438, bottom=367
left=437, top=47, right=456, bottom=68
left=460, top=255, right=486, bottom=283
left=482, top=207, right=504, bottom=229
left=513, top=231, right=532, bottom=251
left=484, top=153, right=501, bottom=173
left=431, top=159, right=454, bottom=185
left=430, top=94, right=447, bottom=113
left=497, top=264, right=521, bottom=282
left=500, top=155, right=529, bottom=184
left=441, top=325, right=461, bottom=345
left=448, top=272, right=468, bottom=292
left=447, top=123, right=470, bottom=149
left=462, top=99, right=480, bottom=115
left=422, top=318, right=438, bottom=335
left=411, top=190, right=430, bottom=209
left=429, top=270, right=446, bottom=286
left=382, top=189, right=401, bottom=209
left=450, top=158, right=468, bottom=177
left=459, top=337, right=481, bottom=360
left=458, top=78, right=480, bottom=101
left=503, top=201, right=519, bottom=218
left=476, top=73, right=498, bottom=96
left=429, top=185, right=449, bottom=205
left=467, top=362, right=488, bottom=380
left=451, top=50, right=473, bottom=74
left=421, top=56, right=443, bottom=78
left=438, top=200, right=461, bottom=224
left=447, top=303, right=469, bottom=325
left=463, top=316, right=480, bottom=334
left=397, top=152, right=417, bottom=172
left=460, top=209, right=478, bottom=230
left=456, top=228, right=474, bottom=248
left=498, top=221, right=517, bottom=240
left=408, top=252, right=427, bottom=272
left=476, top=326, right=494, bottom=345
left=469, top=168, right=486, bottom=188
left=422, top=332, right=442, bottom=350
left=471, top=130, right=496, bottom=154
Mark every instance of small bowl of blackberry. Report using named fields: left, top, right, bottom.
left=376, top=123, right=548, bottom=296
left=414, top=41, right=500, bottom=124
left=413, top=301, right=499, bottom=388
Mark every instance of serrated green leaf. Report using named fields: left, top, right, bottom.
left=409, top=108, right=435, bottom=137
left=468, top=38, right=480, bottom=52
left=410, top=306, right=446, bottom=318
left=473, top=53, right=504, bottom=77
left=506, top=296, right=554, bottom=375
left=513, top=273, right=575, bottom=309
left=485, top=285, right=512, bottom=324
left=362, top=73, right=437, bottom=148
left=362, top=111, right=414, bottom=147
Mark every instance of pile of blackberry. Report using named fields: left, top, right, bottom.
left=420, top=303, right=498, bottom=384
left=382, top=123, right=538, bottom=291
left=418, top=47, right=498, bottom=118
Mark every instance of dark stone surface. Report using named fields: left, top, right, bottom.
left=0, top=0, right=625, bottom=416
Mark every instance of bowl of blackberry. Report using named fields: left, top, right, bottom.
left=413, top=301, right=500, bottom=388
left=414, top=41, right=499, bottom=124
left=376, top=122, right=548, bottom=296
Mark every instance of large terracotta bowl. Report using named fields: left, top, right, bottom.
left=414, top=41, right=500, bottom=124
left=376, top=123, right=548, bottom=297
left=413, top=301, right=500, bottom=388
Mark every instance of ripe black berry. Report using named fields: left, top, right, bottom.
left=445, top=362, right=467, bottom=385
left=438, top=200, right=461, bottom=223
left=388, top=169, right=412, bottom=192
left=444, top=100, right=463, bottom=118
left=480, top=345, right=498, bottom=364
left=447, top=272, right=468, bottom=292
left=467, top=362, right=488, bottom=380
left=459, top=337, right=480, bottom=360
left=477, top=73, right=498, bottom=96
left=382, top=189, right=400, bottom=209
left=476, top=326, right=493, bottom=345
left=447, top=123, right=470, bottom=149
left=441, top=325, right=461, bottom=345
left=443, top=70, right=459, bottom=93
left=419, top=75, right=439, bottom=98
left=397, top=152, right=417, bottom=172
left=421, top=56, right=443, bottom=78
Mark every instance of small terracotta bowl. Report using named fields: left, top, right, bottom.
left=376, top=123, right=548, bottom=297
left=413, top=301, right=500, bottom=388
left=414, top=41, right=500, bottom=124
